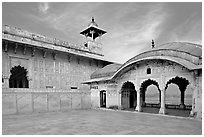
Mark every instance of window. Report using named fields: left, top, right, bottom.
left=71, top=86, right=78, bottom=89
left=147, top=68, right=151, bottom=74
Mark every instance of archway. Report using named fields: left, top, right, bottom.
left=165, top=76, right=190, bottom=109
left=121, top=81, right=136, bottom=110
left=140, top=79, right=161, bottom=113
left=100, top=90, right=106, bottom=108
left=165, top=76, right=190, bottom=117
left=9, top=65, right=29, bottom=88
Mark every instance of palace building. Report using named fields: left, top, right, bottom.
left=83, top=41, right=202, bottom=118
left=2, top=18, right=113, bottom=90
left=2, top=18, right=202, bottom=118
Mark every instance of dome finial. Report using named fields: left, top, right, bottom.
left=152, top=39, right=155, bottom=49
left=92, top=17, right=94, bottom=22
left=88, top=17, right=98, bottom=27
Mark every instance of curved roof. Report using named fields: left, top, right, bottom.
left=84, top=42, right=202, bottom=83
left=91, top=63, right=122, bottom=79
left=111, top=42, right=202, bottom=79
left=152, top=42, right=202, bottom=58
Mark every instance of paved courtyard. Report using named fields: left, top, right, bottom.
left=2, top=109, right=202, bottom=135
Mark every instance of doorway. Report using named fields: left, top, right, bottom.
left=121, top=81, right=136, bottom=110
left=100, top=90, right=106, bottom=107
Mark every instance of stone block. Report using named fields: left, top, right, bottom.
left=16, top=93, right=32, bottom=114
left=60, top=93, right=72, bottom=111
left=71, top=93, right=81, bottom=109
left=81, top=93, right=91, bottom=109
left=48, top=93, right=60, bottom=112
left=91, top=96, right=100, bottom=108
left=2, top=94, right=17, bottom=115
left=33, top=93, right=47, bottom=113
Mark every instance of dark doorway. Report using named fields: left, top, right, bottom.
left=121, top=81, right=136, bottom=110
left=100, top=90, right=106, bottom=107
left=9, top=65, right=29, bottom=88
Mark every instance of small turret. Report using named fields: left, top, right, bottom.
left=80, top=17, right=107, bottom=56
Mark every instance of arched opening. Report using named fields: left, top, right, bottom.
left=100, top=90, right=106, bottom=108
left=165, top=76, right=190, bottom=117
left=121, top=81, right=136, bottom=110
left=9, top=65, right=29, bottom=88
left=146, top=85, right=160, bottom=104
left=140, top=79, right=161, bottom=114
left=166, top=84, right=180, bottom=105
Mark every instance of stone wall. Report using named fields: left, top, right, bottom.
left=90, top=82, right=118, bottom=108
left=2, top=88, right=91, bottom=115
left=2, top=41, right=109, bottom=90
left=90, top=59, right=202, bottom=118
left=116, top=59, right=194, bottom=104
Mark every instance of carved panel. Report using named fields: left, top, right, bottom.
left=39, top=73, right=44, bottom=88
left=39, top=60, right=44, bottom=72
left=55, top=61, right=59, bottom=73
left=10, top=56, right=29, bottom=70
left=34, top=58, right=38, bottom=71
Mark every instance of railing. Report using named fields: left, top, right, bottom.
left=144, top=103, right=192, bottom=110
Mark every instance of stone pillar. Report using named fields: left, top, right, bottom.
left=27, top=76, right=32, bottom=88
left=135, top=90, right=142, bottom=112
left=159, top=88, right=166, bottom=114
left=180, top=90, right=186, bottom=109
left=2, top=75, right=10, bottom=88
left=22, top=77, right=26, bottom=88
left=190, top=71, right=197, bottom=117
left=16, top=79, right=20, bottom=88
left=118, top=89, right=122, bottom=110
left=142, top=91, right=146, bottom=107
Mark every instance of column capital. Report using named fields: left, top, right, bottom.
left=2, top=75, right=10, bottom=79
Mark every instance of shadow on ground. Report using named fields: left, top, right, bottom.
left=122, top=107, right=191, bottom=117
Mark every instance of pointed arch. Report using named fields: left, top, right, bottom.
left=165, top=76, right=190, bottom=109
left=139, top=79, right=161, bottom=107
left=9, top=65, right=29, bottom=88
left=165, top=76, right=189, bottom=92
left=121, top=81, right=136, bottom=109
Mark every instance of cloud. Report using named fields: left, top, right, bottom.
left=3, top=2, right=201, bottom=63
left=38, top=2, right=49, bottom=14
left=103, top=3, right=166, bottom=63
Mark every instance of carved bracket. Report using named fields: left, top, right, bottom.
left=14, top=43, right=18, bottom=54
left=43, top=50, right=47, bottom=58
left=2, top=75, right=9, bottom=79
left=32, top=47, right=36, bottom=57
left=4, top=41, right=8, bottom=52
left=52, top=52, right=56, bottom=60
left=77, top=58, right=80, bottom=64
left=67, top=55, right=72, bottom=62
left=23, top=45, right=27, bottom=55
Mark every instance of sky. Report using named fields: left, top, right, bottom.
left=2, top=2, right=202, bottom=63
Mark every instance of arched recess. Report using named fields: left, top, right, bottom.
left=9, top=65, right=29, bottom=88
left=140, top=79, right=161, bottom=107
left=165, top=76, right=190, bottom=109
left=121, top=81, right=136, bottom=110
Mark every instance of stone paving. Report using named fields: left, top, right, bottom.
left=2, top=109, right=202, bottom=135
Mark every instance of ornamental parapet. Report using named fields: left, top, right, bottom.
left=2, top=25, right=104, bottom=57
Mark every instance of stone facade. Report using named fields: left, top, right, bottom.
left=2, top=25, right=111, bottom=90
